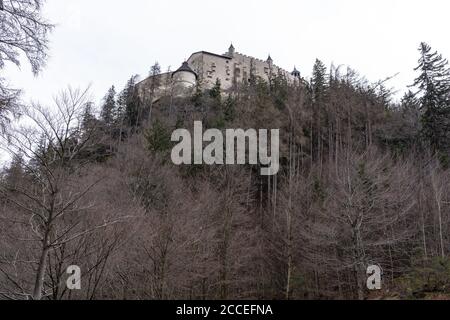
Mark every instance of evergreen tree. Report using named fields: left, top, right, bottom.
left=115, top=92, right=126, bottom=124
left=149, top=62, right=161, bottom=78
left=82, top=102, right=96, bottom=131
left=311, top=59, right=328, bottom=103
left=119, top=76, right=142, bottom=128
left=100, top=86, right=117, bottom=126
left=145, top=120, right=172, bottom=153
left=191, top=80, right=204, bottom=108
left=270, top=72, right=288, bottom=110
left=145, top=62, right=162, bottom=123
left=117, top=77, right=134, bottom=121
left=401, top=90, right=420, bottom=112
left=413, top=42, right=450, bottom=152
left=209, top=78, right=222, bottom=102
left=309, top=59, right=329, bottom=162
left=224, top=94, right=236, bottom=122
left=148, top=62, right=162, bottom=95
left=4, top=153, right=25, bottom=187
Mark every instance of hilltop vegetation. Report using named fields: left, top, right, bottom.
left=1, top=40, right=450, bottom=300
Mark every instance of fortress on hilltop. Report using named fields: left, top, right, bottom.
left=136, top=44, right=302, bottom=101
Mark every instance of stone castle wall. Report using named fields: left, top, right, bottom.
left=188, top=51, right=295, bottom=90
left=136, top=46, right=299, bottom=102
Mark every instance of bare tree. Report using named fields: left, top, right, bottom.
left=0, top=0, right=53, bottom=73
left=0, top=0, right=53, bottom=127
left=316, top=149, right=417, bottom=299
left=0, top=87, right=130, bottom=300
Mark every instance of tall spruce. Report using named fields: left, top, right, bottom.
left=146, top=62, right=162, bottom=123
left=311, top=59, right=328, bottom=103
left=310, top=59, right=328, bottom=163
left=100, top=86, right=117, bottom=126
left=82, top=102, right=96, bottom=130
left=210, top=78, right=222, bottom=102
left=413, top=42, right=450, bottom=152
left=116, top=75, right=142, bottom=132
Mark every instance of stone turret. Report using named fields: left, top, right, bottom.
left=172, top=61, right=197, bottom=88
left=291, top=66, right=301, bottom=79
left=226, top=43, right=235, bottom=57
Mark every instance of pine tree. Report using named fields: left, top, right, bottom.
left=82, top=102, right=96, bottom=130
left=100, top=86, right=117, bottom=126
left=224, top=94, right=236, bottom=122
left=115, top=92, right=126, bottom=124
left=210, top=78, right=222, bottom=102
left=145, top=120, right=172, bottom=153
left=270, top=72, right=288, bottom=110
left=413, top=42, right=450, bottom=152
left=117, top=75, right=141, bottom=128
left=191, top=80, right=204, bottom=108
left=310, top=59, right=328, bottom=163
left=145, top=62, right=162, bottom=124
left=148, top=62, right=162, bottom=96
left=149, top=62, right=161, bottom=78
left=402, top=90, right=420, bottom=111
left=4, top=153, right=25, bottom=188
left=311, top=59, right=328, bottom=103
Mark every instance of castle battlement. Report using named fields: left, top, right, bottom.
left=136, top=44, right=302, bottom=101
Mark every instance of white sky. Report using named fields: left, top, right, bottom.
left=3, top=0, right=450, bottom=107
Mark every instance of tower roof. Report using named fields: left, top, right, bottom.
left=291, top=66, right=301, bottom=77
left=172, top=61, right=198, bottom=79
left=226, top=43, right=235, bottom=57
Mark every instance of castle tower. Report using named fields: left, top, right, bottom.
left=227, top=43, right=235, bottom=57
left=291, top=66, right=301, bottom=85
left=171, top=61, right=198, bottom=96
left=291, top=66, right=301, bottom=79
left=266, top=55, right=274, bottom=79
left=172, top=61, right=197, bottom=88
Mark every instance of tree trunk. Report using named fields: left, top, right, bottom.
left=32, top=239, right=50, bottom=300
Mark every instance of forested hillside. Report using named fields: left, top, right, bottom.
left=1, top=38, right=450, bottom=300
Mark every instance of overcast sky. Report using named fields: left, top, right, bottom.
left=3, top=0, right=450, bottom=108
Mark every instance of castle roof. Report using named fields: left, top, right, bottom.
left=187, top=51, right=232, bottom=61
left=173, top=61, right=198, bottom=79
left=291, top=67, right=301, bottom=77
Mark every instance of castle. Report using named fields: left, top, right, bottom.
left=136, top=44, right=301, bottom=101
